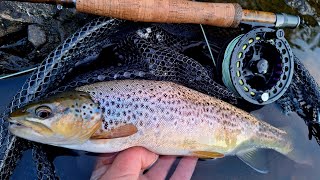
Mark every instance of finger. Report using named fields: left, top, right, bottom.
left=94, top=153, right=119, bottom=169
left=100, top=147, right=159, bottom=180
left=170, top=157, right=198, bottom=180
left=91, top=153, right=119, bottom=180
left=144, top=156, right=176, bottom=180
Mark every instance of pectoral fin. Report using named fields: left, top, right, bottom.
left=236, top=148, right=269, bottom=174
left=191, top=151, right=224, bottom=159
left=91, top=124, right=138, bottom=139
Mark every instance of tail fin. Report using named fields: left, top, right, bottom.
left=283, top=126, right=313, bottom=166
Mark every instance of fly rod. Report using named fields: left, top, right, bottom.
left=5, top=0, right=300, bottom=28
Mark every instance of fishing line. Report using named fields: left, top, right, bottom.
left=0, top=67, right=37, bottom=80
left=199, top=24, right=216, bottom=67
left=221, top=34, right=244, bottom=96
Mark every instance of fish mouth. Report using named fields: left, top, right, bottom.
left=8, top=118, right=84, bottom=145
left=8, top=118, right=53, bottom=136
left=8, top=117, right=29, bottom=130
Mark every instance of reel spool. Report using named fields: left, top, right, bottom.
left=218, top=27, right=294, bottom=105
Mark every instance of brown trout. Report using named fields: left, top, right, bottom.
left=8, top=80, right=303, bottom=173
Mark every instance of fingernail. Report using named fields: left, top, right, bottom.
left=144, top=154, right=159, bottom=170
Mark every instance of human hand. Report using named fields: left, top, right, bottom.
left=90, top=147, right=198, bottom=180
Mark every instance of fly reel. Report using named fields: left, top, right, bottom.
left=218, top=27, right=294, bottom=105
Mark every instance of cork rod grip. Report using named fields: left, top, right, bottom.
left=76, top=0, right=243, bottom=28
left=242, top=9, right=276, bottom=24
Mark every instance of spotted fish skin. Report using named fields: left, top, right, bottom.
left=74, top=80, right=292, bottom=156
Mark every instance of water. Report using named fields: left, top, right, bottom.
left=1, top=0, right=320, bottom=179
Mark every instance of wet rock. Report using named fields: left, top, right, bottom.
left=0, top=51, right=34, bottom=74
left=285, top=0, right=320, bottom=25
left=0, top=1, right=57, bottom=37
left=0, top=1, right=93, bottom=38
left=285, top=0, right=315, bottom=16
left=0, top=1, right=57, bottom=24
left=0, top=1, right=95, bottom=75
left=28, top=25, right=46, bottom=47
left=0, top=19, right=25, bottom=38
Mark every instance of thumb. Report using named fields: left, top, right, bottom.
left=99, top=147, right=159, bottom=180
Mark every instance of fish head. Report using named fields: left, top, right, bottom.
left=8, top=91, right=102, bottom=145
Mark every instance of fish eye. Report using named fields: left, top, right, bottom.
left=35, top=106, right=52, bottom=119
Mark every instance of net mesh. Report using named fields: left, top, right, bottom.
left=0, top=17, right=319, bottom=178
left=32, top=144, right=59, bottom=180
left=277, top=56, right=320, bottom=143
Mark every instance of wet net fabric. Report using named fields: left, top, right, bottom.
left=0, top=17, right=319, bottom=178
left=32, top=144, right=59, bottom=180
left=277, top=56, right=320, bottom=143
left=112, top=27, right=237, bottom=103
